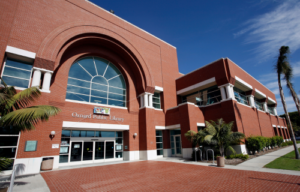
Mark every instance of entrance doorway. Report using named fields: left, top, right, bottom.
left=171, top=135, right=182, bottom=156
left=69, top=140, right=116, bottom=163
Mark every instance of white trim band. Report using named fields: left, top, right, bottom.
left=177, top=77, right=216, bottom=95
left=62, top=121, right=129, bottom=130
left=255, top=89, right=266, bottom=98
left=197, top=123, right=205, bottom=127
left=155, top=86, right=163, bottom=92
left=6, top=46, right=36, bottom=59
left=235, top=76, right=253, bottom=90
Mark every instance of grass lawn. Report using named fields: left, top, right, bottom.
left=264, top=148, right=300, bottom=171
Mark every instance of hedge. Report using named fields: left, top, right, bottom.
left=246, top=136, right=283, bottom=152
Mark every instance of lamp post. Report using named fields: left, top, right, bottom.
left=194, top=147, right=199, bottom=162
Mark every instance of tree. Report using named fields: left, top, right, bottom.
left=0, top=78, right=61, bottom=171
left=280, top=111, right=300, bottom=133
left=275, top=46, right=299, bottom=159
left=204, top=119, right=245, bottom=157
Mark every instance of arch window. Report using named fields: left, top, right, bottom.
left=66, top=57, right=126, bottom=107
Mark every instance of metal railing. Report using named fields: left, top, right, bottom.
left=185, top=89, right=222, bottom=106
left=255, top=101, right=264, bottom=111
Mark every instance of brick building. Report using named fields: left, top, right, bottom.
left=0, top=0, right=289, bottom=175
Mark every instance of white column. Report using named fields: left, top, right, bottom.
left=42, top=72, right=52, bottom=91
left=140, top=95, right=144, bottom=108
left=220, top=87, right=226, bottom=100
left=248, top=95, right=255, bottom=108
left=144, top=93, right=148, bottom=107
left=225, top=84, right=234, bottom=99
left=263, top=102, right=268, bottom=112
left=274, top=108, right=278, bottom=116
left=148, top=93, right=153, bottom=108
left=31, top=69, right=41, bottom=87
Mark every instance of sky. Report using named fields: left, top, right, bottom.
left=90, top=0, right=300, bottom=115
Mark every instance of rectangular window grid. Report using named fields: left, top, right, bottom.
left=153, top=92, right=161, bottom=109
left=156, top=130, right=163, bottom=156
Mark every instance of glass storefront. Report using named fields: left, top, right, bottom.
left=59, top=130, right=123, bottom=164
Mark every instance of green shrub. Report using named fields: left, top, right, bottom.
left=271, top=137, right=277, bottom=147
left=274, top=136, right=284, bottom=146
left=227, top=153, right=249, bottom=160
left=281, top=142, right=288, bottom=147
left=286, top=141, right=293, bottom=145
left=246, top=136, right=264, bottom=152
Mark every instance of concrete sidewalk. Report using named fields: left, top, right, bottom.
left=0, top=174, right=50, bottom=192
left=237, top=143, right=300, bottom=168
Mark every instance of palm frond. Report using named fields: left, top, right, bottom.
left=0, top=105, right=61, bottom=131
left=226, top=146, right=236, bottom=156
left=7, top=87, right=41, bottom=110
left=205, top=121, right=216, bottom=136
left=0, top=157, right=13, bottom=172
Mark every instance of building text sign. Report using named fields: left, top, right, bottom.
left=72, top=112, right=124, bottom=122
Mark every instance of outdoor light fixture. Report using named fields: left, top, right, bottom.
left=133, top=133, right=137, bottom=137
left=50, top=131, right=55, bottom=140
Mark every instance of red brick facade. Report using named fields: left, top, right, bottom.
left=0, top=0, right=288, bottom=173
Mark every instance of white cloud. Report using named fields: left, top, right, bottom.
left=235, top=1, right=300, bottom=60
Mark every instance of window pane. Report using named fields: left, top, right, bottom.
left=0, top=137, right=18, bottom=146
left=92, top=76, right=108, bottom=85
left=59, top=155, right=69, bottom=163
left=157, top=149, right=163, bottom=156
left=104, top=64, right=121, bottom=79
left=91, top=90, right=107, bottom=98
left=153, top=98, right=160, bottom=103
left=108, top=99, right=125, bottom=107
left=61, top=138, right=70, bottom=145
left=153, top=103, right=161, bottom=109
left=116, top=138, right=123, bottom=144
left=60, top=146, right=69, bottom=154
left=71, top=130, right=80, bottom=137
left=156, top=143, right=163, bottom=149
left=61, top=130, right=71, bottom=137
left=1, top=76, right=29, bottom=88
left=68, top=63, right=91, bottom=81
left=0, top=126, right=19, bottom=135
left=66, top=92, right=89, bottom=102
left=92, top=83, right=107, bottom=91
left=67, top=85, right=90, bottom=95
left=80, top=131, right=94, bottom=137
left=77, top=57, right=97, bottom=76
left=3, top=67, right=31, bottom=79
left=95, top=131, right=101, bottom=137
left=115, top=152, right=123, bottom=158
left=94, top=57, right=109, bottom=76
left=101, top=131, right=115, bottom=137
left=6, top=58, right=32, bottom=70
left=115, top=145, right=123, bottom=151
left=91, top=97, right=107, bottom=105
left=156, top=131, right=162, bottom=136
left=156, top=137, right=163, bottom=142
left=0, top=148, right=16, bottom=158
left=68, top=78, right=90, bottom=88
left=109, top=87, right=126, bottom=95
left=108, top=93, right=125, bottom=101
left=116, top=131, right=123, bottom=137
left=154, top=92, right=160, bottom=98
left=108, top=76, right=125, bottom=89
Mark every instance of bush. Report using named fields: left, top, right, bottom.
left=281, top=142, right=288, bottom=147
left=227, top=154, right=249, bottom=160
left=246, top=136, right=284, bottom=152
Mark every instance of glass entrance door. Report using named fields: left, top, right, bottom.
left=105, top=141, right=114, bottom=159
left=83, top=142, right=93, bottom=161
left=95, top=142, right=104, bottom=160
left=70, top=142, right=82, bottom=162
left=174, top=136, right=182, bottom=156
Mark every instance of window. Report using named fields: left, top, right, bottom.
left=182, top=86, right=221, bottom=106
left=156, top=130, right=163, bottom=156
left=153, top=92, right=161, bottom=109
left=254, top=98, right=264, bottom=111
left=1, top=58, right=33, bottom=88
left=66, top=57, right=126, bottom=107
left=233, top=87, right=249, bottom=106
left=268, top=106, right=275, bottom=115
left=0, top=126, right=20, bottom=170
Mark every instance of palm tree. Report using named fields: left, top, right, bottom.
left=0, top=78, right=61, bottom=171
left=276, top=46, right=299, bottom=159
left=184, top=129, right=207, bottom=147
left=204, top=119, right=245, bottom=157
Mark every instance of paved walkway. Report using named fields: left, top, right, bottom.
left=237, top=144, right=300, bottom=168
left=41, top=161, right=300, bottom=191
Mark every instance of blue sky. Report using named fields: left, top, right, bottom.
left=90, top=0, right=300, bottom=115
